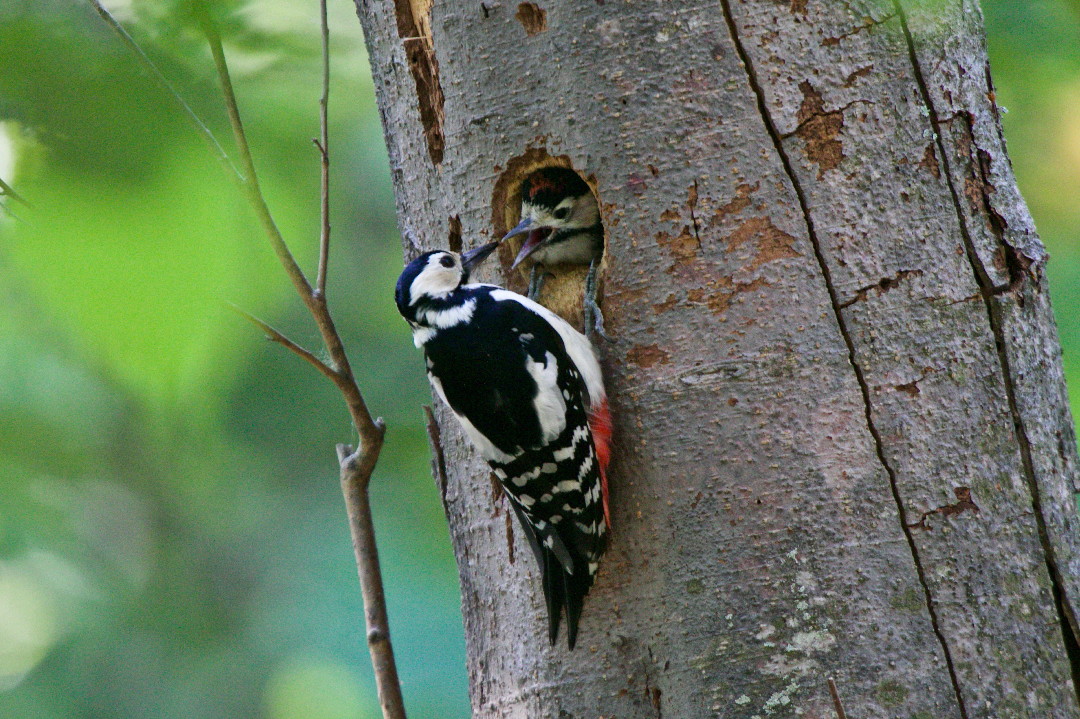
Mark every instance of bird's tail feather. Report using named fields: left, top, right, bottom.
left=542, top=549, right=565, bottom=646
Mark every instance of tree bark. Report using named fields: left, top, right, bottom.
left=354, top=0, right=1080, bottom=716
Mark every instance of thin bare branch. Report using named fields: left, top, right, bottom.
left=229, top=303, right=338, bottom=381
left=827, top=678, right=848, bottom=719
left=194, top=5, right=404, bottom=718
left=85, top=0, right=241, bottom=181
left=0, top=177, right=30, bottom=207
left=196, top=3, right=381, bottom=451
left=0, top=199, right=23, bottom=224
left=316, top=0, right=331, bottom=295
left=338, top=442, right=405, bottom=719
left=193, top=0, right=315, bottom=302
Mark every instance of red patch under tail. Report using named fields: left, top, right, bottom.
left=587, top=397, right=613, bottom=530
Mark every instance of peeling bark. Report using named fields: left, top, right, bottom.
left=354, top=0, right=1080, bottom=716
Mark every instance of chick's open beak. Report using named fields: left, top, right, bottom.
left=502, top=217, right=552, bottom=270
left=501, top=216, right=534, bottom=242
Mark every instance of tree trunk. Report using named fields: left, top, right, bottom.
left=354, top=0, right=1080, bottom=716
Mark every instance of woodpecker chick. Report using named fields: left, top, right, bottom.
left=396, top=242, right=612, bottom=650
left=502, top=167, right=608, bottom=340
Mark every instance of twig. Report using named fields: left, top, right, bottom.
left=827, top=678, right=848, bottom=719
left=0, top=198, right=24, bottom=224
left=315, top=0, right=331, bottom=295
left=338, top=442, right=404, bottom=719
left=0, top=177, right=30, bottom=207
left=92, top=2, right=404, bottom=714
left=84, top=0, right=241, bottom=182
left=190, top=3, right=405, bottom=717
left=228, top=303, right=338, bottom=383
left=195, top=6, right=314, bottom=300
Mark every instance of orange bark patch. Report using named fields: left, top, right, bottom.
left=725, top=217, right=801, bottom=272
left=656, top=226, right=699, bottom=271
left=795, top=81, right=844, bottom=178
left=605, top=285, right=648, bottom=305
left=687, top=277, right=768, bottom=315
left=843, top=65, right=874, bottom=87
left=515, top=2, right=547, bottom=35
left=627, top=344, right=671, bottom=368
left=710, top=182, right=759, bottom=227
left=653, top=293, right=678, bottom=314
left=919, top=144, right=941, bottom=179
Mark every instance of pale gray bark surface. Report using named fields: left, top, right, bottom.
left=355, top=0, right=1080, bottom=716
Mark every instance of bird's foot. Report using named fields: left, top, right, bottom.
left=527, top=265, right=546, bottom=300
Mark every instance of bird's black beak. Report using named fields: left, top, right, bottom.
left=460, top=241, right=500, bottom=274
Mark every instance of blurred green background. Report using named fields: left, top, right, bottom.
left=0, top=1, right=1076, bottom=717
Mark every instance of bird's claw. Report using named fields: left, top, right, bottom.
left=584, top=298, right=612, bottom=343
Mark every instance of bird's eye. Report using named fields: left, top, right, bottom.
left=553, top=207, right=570, bottom=220
left=439, top=255, right=455, bottom=268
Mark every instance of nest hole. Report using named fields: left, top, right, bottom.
left=490, top=148, right=608, bottom=331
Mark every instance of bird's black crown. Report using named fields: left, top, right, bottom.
left=521, top=167, right=591, bottom=210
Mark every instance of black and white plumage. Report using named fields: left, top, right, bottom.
left=395, top=242, right=612, bottom=650
left=501, top=167, right=608, bottom=340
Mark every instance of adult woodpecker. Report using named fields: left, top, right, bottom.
left=501, top=167, right=608, bottom=340
left=395, top=242, right=612, bottom=650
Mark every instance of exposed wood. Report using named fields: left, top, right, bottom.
left=354, top=0, right=1080, bottom=715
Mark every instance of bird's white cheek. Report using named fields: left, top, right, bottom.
left=410, top=265, right=460, bottom=304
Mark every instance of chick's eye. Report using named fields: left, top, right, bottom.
left=439, top=255, right=455, bottom=268
left=553, top=207, right=570, bottom=220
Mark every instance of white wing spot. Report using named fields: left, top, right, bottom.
left=525, top=351, right=567, bottom=444
left=541, top=462, right=558, bottom=474
left=512, top=466, right=542, bottom=487
left=556, top=479, right=580, bottom=493
left=552, top=445, right=575, bottom=462
left=577, top=455, right=594, bottom=479
left=550, top=514, right=562, bottom=523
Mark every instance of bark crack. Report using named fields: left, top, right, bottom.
left=392, top=0, right=445, bottom=165
left=423, top=405, right=450, bottom=511
left=718, top=2, right=970, bottom=715
left=892, top=0, right=1080, bottom=699
left=688, top=180, right=702, bottom=249
left=906, top=486, right=981, bottom=531
left=839, top=268, right=924, bottom=309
